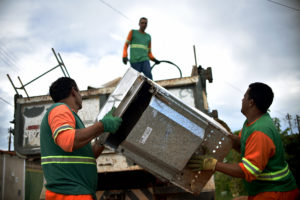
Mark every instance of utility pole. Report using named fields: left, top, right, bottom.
left=8, top=127, right=13, bottom=151
left=296, top=115, right=300, bottom=134
left=193, top=45, right=198, bottom=67
left=286, top=113, right=293, bottom=134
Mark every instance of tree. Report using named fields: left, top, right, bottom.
left=273, top=116, right=299, bottom=186
left=215, top=130, right=247, bottom=198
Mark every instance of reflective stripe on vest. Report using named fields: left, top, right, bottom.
left=242, top=157, right=262, bottom=177
left=242, top=157, right=290, bottom=181
left=53, top=124, right=73, bottom=140
left=257, top=164, right=290, bottom=181
left=131, top=44, right=149, bottom=51
left=41, top=156, right=96, bottom=165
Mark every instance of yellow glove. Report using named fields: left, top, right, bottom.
left=187, top=155, right=217, bottom=171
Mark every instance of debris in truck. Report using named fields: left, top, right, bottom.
left=97, top=68, right=233, bottom=194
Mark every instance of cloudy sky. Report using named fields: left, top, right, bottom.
left=0, top=0, right=299, bottom=151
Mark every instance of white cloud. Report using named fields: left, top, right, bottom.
left=0, top=0, right=300, bottom=150
left=61, top=52, right=129, bottom=89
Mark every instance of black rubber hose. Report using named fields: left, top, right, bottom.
left=151, top=60, right=182, bottom=78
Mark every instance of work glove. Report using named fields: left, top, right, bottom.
left=122, top=57, right=128, bottom=65
left=100, top=107, right=122, bottom=133
left=187, top=155, right=217, bottom=171
left=153, top=59, right=160, bottom=65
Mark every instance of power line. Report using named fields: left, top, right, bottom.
left=0, top=49, right=19, bottom=72
left=0, top=57, right=19, bottom=74
left=97, top=0, right=132, bottom=22
left=0, top=42, right=21, bottom=72
left=0, top=45, right=19, bottom=66
left=0, top=97, right=13, bottom=107
left=267, top=0, right=300, bottom=11
left=224, top=80, right=243, bottom=94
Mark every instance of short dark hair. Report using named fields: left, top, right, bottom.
left=49, top=77, right=78, bottom=102
left=139, top=17, right=147, bottom=23
left=248, top=82, right=274, bottom=113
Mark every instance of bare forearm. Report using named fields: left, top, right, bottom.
left=215, top=162, right=245, bottom=178
left=229, top=134, right=241, bottom=153
left=73, top=122, right=104, bottom=150
left=92, top=143, right=105, bottom=158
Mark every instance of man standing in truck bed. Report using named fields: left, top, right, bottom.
left=40, top=77, right=122, bottom=200
left=122, top=17, right=160, bottom=80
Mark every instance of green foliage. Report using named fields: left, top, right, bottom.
left=215, top=149, right=247, bottom=198
left=274, top=116, right=300, bottom=186
left=215, top=130, right=247, bottom=198
left=280, top=133, right=300, bottom=187
left=273, top=117, right=281, bottom=132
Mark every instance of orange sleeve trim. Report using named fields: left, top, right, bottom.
left=48, top=104, right=76, bottom=152
left=241, top=131, right=276, bottom=182
left=55, top=129, right=75, bottom=152
left=148, top=40, right=155, bottom=60
left=123, top=30, right=133, bottom=58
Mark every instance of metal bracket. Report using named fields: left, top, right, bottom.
left=6, top=48, right=70, bottom=98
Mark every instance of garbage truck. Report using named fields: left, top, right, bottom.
left=9, top=65, right=232, bottom=200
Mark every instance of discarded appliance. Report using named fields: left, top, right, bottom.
left=97, top=68, right=232, bottom=194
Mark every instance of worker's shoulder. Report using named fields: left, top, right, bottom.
left=49, top=103, right=72, bottom=116
left=132, top=29, right=150, bottom=35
